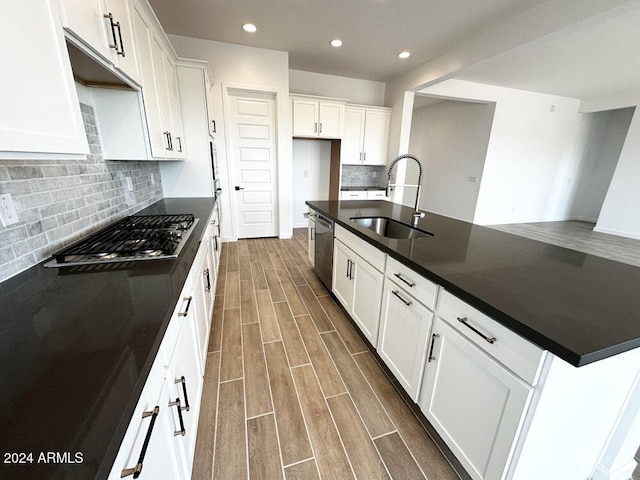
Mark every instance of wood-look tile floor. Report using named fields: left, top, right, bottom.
left=490, top=220, right=640, bottom=267
left=192, top=229, right=459, bottom=480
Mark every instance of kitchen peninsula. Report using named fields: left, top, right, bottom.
left=307, top=199, right=640, bottom=480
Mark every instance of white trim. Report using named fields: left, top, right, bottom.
left=592, top=460, right=639, bottom=480
left=593, top=225, right=640, bottom=240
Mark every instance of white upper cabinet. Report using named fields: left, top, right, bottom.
left=291, top=95, right=345, bottom=138
left=60, top=0, right=140, bottom=83
left=0, top=0, right=88, bottom=158
left=341, top=106, right=391, bottom=165
left=131, top=0, right=184, bottom=160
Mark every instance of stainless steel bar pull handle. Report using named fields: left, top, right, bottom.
left=314, top=122, right=318, bottom=133
left=345, top=259, right=350, bottom=278
left=393, top=273, right=415, bottom=287
left=457, top=317, right=496, bottom=344
left=176, top=136, right=182, bottom=152
left=204, top=269, right=211, bottom=292
left=169, top=398, right=186, bottom=436
left=178, top=296, right=193, bottom=317
left=120, top=406, right=160, bottom=478
left=115, top=20, right=125, bottom=56
left=392, top=290, right=412, bottom=306
left=104, top=13, right=118, bottom=50
left=175, top=376, right=190, bottom=411
left=428, top=333, right=440, bottom=362
left=319, top=122, right=322, bottom=133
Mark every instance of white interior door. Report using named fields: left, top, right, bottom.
left=228, top=91, right=278, bottom=238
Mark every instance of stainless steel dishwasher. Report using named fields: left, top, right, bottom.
left=314, top=213, right=334, bottom=291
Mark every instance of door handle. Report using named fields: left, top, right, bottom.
left=234, top=186, right=244, bottom=191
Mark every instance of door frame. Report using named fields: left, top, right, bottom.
left=222, top=82, right=290, bottom=241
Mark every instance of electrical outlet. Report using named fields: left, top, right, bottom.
left=0, top=193, right=19, bottom=227
left=372, top=171, right=377, bottom=178
left=126, top=177, right=133, bottom=192
left=150, top=174, right=155, bottom=185
left=468, top=176, right=478, bottom=183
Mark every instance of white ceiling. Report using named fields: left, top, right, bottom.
left=147, top=0, right=543, bottom=81
left=456, top=4, right=640, bottom=100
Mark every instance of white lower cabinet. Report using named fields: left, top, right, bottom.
left=332, top=239, right=384, bottom=345
left=378, top=279, right=434, bottom=400
left=108, top=363, right=182, bottom=479
left=166, top=309, right=204, bottom=479
left=340, top=191, right=367, bottom=200
left=110, top=217, right=218, bottom=478
left=419, top=317, right=532, bottom=480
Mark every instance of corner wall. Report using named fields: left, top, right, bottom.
left=408, top=99, right=494, bottom=221
left=418, top=80, right=593, bottom=225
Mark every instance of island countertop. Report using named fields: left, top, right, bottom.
left=306, top=199, right=640, bottom=367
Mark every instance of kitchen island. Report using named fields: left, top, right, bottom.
left=0, top=197, right=216, bottom=479
left=307, top=199, right=640, bottom=480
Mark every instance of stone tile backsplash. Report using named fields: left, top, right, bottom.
left=341, top=165, right=387, bottom=187
left=0, top=103, right=163, bottom=282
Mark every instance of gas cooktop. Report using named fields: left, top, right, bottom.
left=44, top=214, right=198, bottom=268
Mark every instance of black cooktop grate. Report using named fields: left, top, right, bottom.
left=52, top=214, right=195, bottom=264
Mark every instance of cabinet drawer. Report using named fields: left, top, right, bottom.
left=386, top=256, right=437, bottom=310
left=366, top=190, right=388, bottom=200
left=340, top=191, right=367, bottom=200
left=335, top=224, right=385, bottom=271
left=437, top=290, right=545, bottom=385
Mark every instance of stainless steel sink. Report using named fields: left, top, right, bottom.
left=350, top=217, right=433, bottom=239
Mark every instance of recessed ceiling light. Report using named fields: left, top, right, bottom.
left=242, top=23, right=257, bottom=33
left=398, top=51, right=411, bottom=59
left=330, top=39, right=343, bottom=48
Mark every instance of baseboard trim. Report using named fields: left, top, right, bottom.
left=593, top=226, right=640, bottom=241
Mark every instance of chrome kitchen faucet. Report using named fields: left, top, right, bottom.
left=386, top=154, right=425, bottom=226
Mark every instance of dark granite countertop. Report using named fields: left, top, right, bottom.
left=306, top=200, right=640, bottom=368
left=0, top=197, right=216, bottom=480
left=340, top=185, right=387, bottom=191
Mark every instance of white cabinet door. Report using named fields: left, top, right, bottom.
left=151, top=36, right=172, bottom=150
left=164, top=57, right=186, bottom=158
left=350, top=257, right=384, bottom=345
left=166, top=313, right=204, bottom=479
left=318, top=102, right=343, bottom=138
left=341, top=107, right=365, bottom=164
left=292, top=99, right=319, bottom=137
left=131, top=3, right=166, bottom=157
left=332, top=240, right=354, bottom=311
left=60, top=0, right=112, bottom=60
left=0, top=1, right=88, bottom=157
left=104, top=0, right=140, bottom=82
left=378, top=281, right=433, bottom=399
left=362, top=109, right=391, bottom=165
left=108, top=370, right=183, bottom=479
left=205, top=73, right=216, bottom=138
left=419, top=318, right=532, bottom=480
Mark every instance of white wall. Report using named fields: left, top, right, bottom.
left=292, top=139, right=331, bottom=228
left=289, top=69, right=385, bottom=106
left=570, top=108, right=634, bottom=222
left=418, top=80, right=595, bottom=225
left=168, top=35, right=293, bottom=240
left=408, top=99, right=494, bottom=221
left=592, top=104, right=640, bottom=238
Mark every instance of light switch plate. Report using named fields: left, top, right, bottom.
left=0, top=193, right=19, bottom=227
